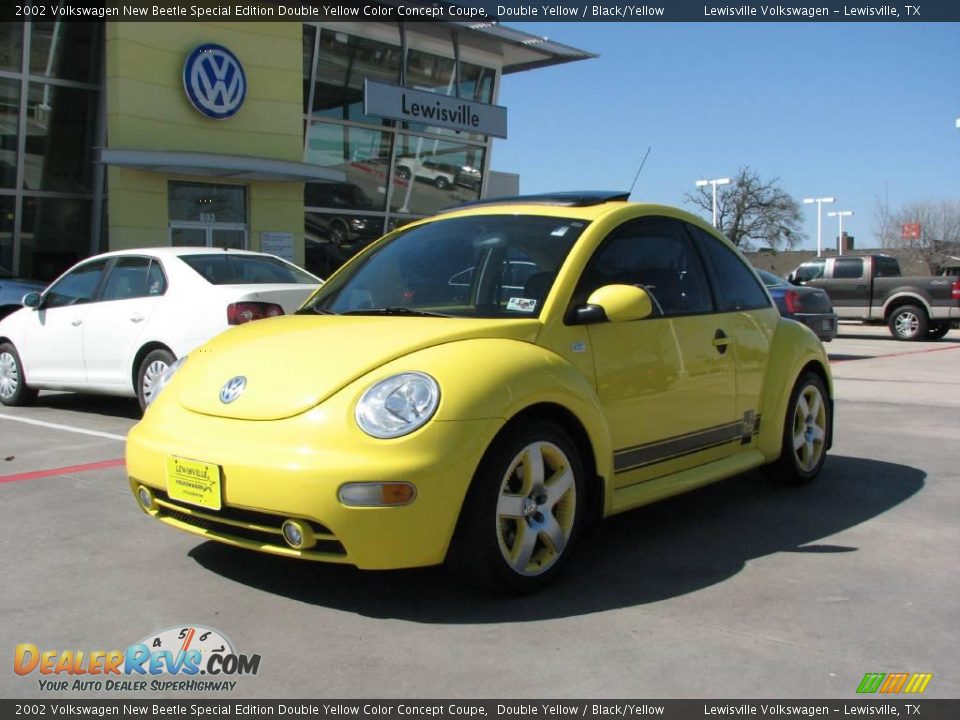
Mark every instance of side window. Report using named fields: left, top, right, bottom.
left=101, top=257, right=159, bottom=301
left=833, top=257, right=864, bottom=279
left=572, top=217, right=714, bottom=317
left=43, top=260, right=108, bottom=308
left=147, top=260, right=168, bottom=295
left=691, top=226, right=771, bottom=312
left=875, top=256, right=900, bottom=278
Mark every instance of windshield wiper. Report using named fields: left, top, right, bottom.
left=295, top=306, right=338, bottom=315
left=343, top=306, right=451, bottom=318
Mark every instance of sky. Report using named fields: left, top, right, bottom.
left=492, top=22, right=960, bottom=251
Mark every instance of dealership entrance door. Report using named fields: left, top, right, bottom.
left=169, top=222, right=247, bottom=249
left=168, top=180, right=247, bottom=249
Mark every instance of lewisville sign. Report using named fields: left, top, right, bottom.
left=363, top=80, right=507, bottom=138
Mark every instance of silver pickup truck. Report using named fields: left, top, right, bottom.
left=788, top=254, right=960, bottom=341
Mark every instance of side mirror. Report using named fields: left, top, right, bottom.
left=22, top=292, right=41, bottom=309
left=786, top=272, right=799, bottom=285
left=582, top=284, right=654, bottom=324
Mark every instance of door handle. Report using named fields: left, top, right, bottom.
left=130, top=314, right=144, bottom=323
left=70, top=318, right=82, bottom=327
left=712, top=329, right=730, bottom=354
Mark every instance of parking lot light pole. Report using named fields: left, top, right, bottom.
left=696, top=177, right=731, bottom=228
left=803, top=196, right=836, bottom=257
left=828, top=210, right=854, bottom=255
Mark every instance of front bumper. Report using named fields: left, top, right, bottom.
left=126, top=400, right=503, bottom=570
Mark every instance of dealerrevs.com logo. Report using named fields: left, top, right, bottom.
left=856, top=672, right=933, bottom=694
left=13, top=625, right=261, bottom=692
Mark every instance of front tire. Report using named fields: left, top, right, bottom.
left=449, top=421, right=584, bottom=593
left=0, top=342, right=38, bottom=406
left=137, top=348, right=175, bottom=412
left=888, top=305, right=928, bottom=341
left=434, top=176, right=450, bottom=190
left=767, top=372, right=830, bottom=485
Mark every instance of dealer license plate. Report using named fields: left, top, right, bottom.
left=166, top=456, right=222, bottom=511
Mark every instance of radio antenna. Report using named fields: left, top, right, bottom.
left=628, top=146, right=652, bottom=199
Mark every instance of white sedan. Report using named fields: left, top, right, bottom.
left=0, top=247, right=321, bottom=410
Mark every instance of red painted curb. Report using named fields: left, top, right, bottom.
left=0, top=458, right=126, bottom=485
left=830, top=343, right=960, bottom=363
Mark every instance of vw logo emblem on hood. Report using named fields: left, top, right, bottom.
left=219, top=376, right=247, bottom=404
left=183, top=43, right=246, bottom=120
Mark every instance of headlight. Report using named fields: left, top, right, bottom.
left=355, top=372, right=440, bottom=439
left=147, top=355, right=187, bottom=407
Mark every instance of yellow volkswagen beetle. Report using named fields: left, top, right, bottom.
left=127, top=192, right=832, bottom=593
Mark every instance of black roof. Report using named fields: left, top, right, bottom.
left=443, top=191, right=631, bottom=212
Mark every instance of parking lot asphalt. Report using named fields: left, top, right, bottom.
left=1, top=323, right=957, bottom=699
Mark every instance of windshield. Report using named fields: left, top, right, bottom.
left=300, top=215, right=587, bottom=319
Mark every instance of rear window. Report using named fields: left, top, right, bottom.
left=181, top=254, right=316, bottom=285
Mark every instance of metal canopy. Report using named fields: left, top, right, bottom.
left=97, top=149, right=346, bottom=183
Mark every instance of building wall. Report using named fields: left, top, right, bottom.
left=105, top=22, right=304, bottom=262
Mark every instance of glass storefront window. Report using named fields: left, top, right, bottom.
left=23, top=82, right=97, bottom=192
left=19, top=196, right=92, bottom=282
left=0, top=23, right=23, bottom=71
left=391, top=135, right=484, bottom=216
left=459, top=61, right=496, bottom=104
left=302, top=25, right=315, bottom=115
left=406, top=49, right=455, bottom=94
left=0, top=196, right=14, bottom=274
left=304, top=123, right=392, bottom=211
left=30, top=22, right=101, bottom=84
left=0, top=79, right=19, bottom=189
left=312, top=28, right=401, bottom=124
left=169, top=181, right=246, bottom=224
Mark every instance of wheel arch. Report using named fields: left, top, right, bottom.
left=882, top=293, right=930, bottom=321
left=757, top=321, right=833, bottom=462
left=495, top=402, right=607, bottom=529
left=130, top=341, right=175, bottom=393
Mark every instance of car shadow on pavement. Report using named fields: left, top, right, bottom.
left=189, top=454, right=924, bottom=623
left=31, top=392, right=141, bottom=420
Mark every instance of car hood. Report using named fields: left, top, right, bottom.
left=174, top=314, right=540, bottom=420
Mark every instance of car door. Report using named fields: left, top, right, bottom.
left=688, top=224, right=778, bottom=433
left=20, top=259, right=108, bottom=386
left=573, top=216, right=738, bottom=489
left=825, top=256, right=868, bottom=319
left=82, top=257, right=167, bottom=392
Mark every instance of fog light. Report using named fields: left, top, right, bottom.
left=136, top=486, right=154, bottom=511
left=281, top=519, right=315, bottom=550
left=338, top=482, right=416, bottom=507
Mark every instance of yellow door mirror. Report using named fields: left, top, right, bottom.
left=585, top=284, right=654, bottom=323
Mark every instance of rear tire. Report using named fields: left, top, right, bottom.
left=888, top=305, right=928, bottom=341
left=766, top=372, right=830, bottom=485
left=137, top=348, right=175, bottom=412
left=448, top=421, right=584, bottom=594
left=434, top=176, right=450, bottom=190
left=0, top=342, right=38, bottom=407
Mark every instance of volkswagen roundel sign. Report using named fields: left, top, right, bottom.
left=183, top=43, right=246, bottom=120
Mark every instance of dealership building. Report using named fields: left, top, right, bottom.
left=0, top=17, right=592, bottom=281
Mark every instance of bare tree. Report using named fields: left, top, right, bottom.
left=685, top=167, right=805, bottom=250
left=873, top=198, right=960, bottom=274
